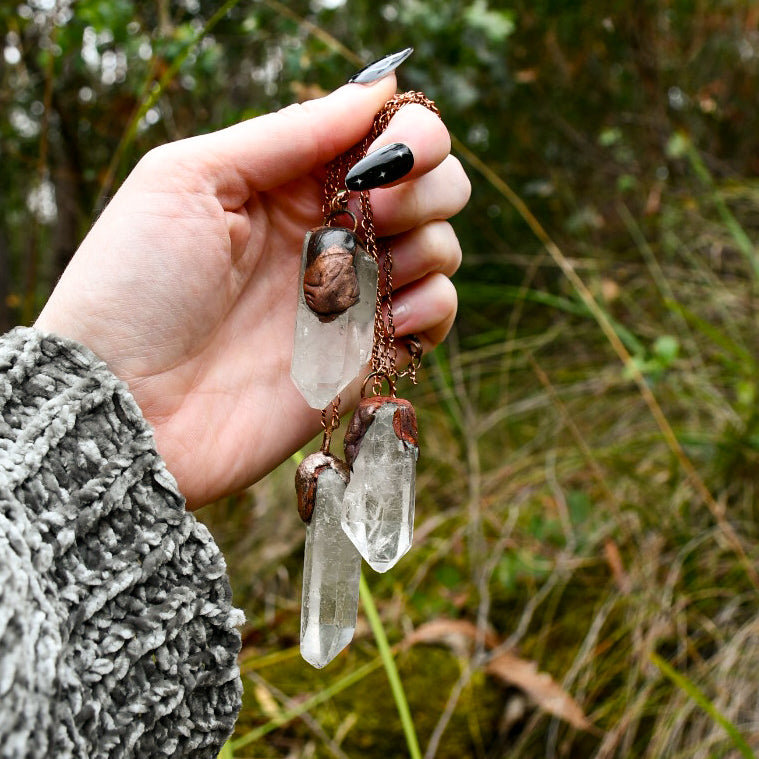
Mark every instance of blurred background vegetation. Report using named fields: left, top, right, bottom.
left=4, top=0, right=759, bottom=757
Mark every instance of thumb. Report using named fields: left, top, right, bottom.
left=195, top=77, right=398, bottom=204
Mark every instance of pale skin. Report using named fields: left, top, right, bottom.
left=36, top=75, right=470, bottom=509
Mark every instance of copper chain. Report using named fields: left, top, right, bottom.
left=320, top=396, right=341, bottom=452
left=322, top=92, right=440, bottom=392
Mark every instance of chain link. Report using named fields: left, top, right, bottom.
left=322, top=92, right=439, bottom=393
left=320, top=395, right=341, bottom=453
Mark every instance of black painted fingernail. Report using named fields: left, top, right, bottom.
left=347, top=47, right=414, bottom=84
left=346, top=143, right=414, bottom=191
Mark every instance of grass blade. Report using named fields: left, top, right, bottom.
left=238, top=644, right=301, bottom=675
left=451, top=134, right=759, bottom=590
left=649, top=651, right=757, bottom=759
left=230, top=655, right=383, bottom=751
left=679, top=137, right=759, bottom=281
left=359, top=572, right=422, bottom=759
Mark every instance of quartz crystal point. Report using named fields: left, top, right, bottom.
left=297, top=453, right=361, bottom=668
left=341, top=398, right=419, bottom=573
left=291, top=227, right=378, bottom=409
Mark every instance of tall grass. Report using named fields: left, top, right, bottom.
left=200, top=140, right=759, bottom=758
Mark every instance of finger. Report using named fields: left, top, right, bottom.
left=392, top=273, right=458, bottom=350
left=372, top=155, right=471, bottom=236
left=390, top=221, right=462, bottom=289
left=362, top=103, right=451, bottom=186
left=161, top=77, right=398, bottom=206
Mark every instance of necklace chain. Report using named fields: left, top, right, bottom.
left=322, top=92, right=440, bottom=392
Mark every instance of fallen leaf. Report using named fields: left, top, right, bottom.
left=405, top=618, right=593, bottom=732
left=403, top=618, right=499, bottom=656
left=486, top=652, right=591, bottom=731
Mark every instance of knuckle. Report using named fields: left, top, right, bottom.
left=443, top=225, right=464, bottom=274
left=448, top=156, right=472, bottom=200
left=137, top=143, right=172, bottom=173
left=428, top=221, right=462, bottom=276
left=277, top=101, right=308, bottom=121
left=273, top=101, right=325, bottom=167
left=136, top=142, right=192, bottom=182
left=431, top=116, right=452, bottom=157
left=428, top=279, right=459, bottom=345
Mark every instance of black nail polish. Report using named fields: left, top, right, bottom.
left=345, top=143, right=414, bottom=191
left=347, top=47, right=414, bottom=84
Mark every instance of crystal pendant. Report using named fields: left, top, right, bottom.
left=341, top=398, right=419, bottom=573
left=291, top=227, right=378, bottom=409
left=297, top=452, right=361, bottom=668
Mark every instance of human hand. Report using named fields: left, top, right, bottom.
left=35, top=74, right=470, bottom=508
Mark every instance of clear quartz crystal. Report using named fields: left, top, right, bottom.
left=300, top=468, right=362, bottom=668
left=291, top=230, right=378, bottom=409
left=341, top=403, right=418, bottom=573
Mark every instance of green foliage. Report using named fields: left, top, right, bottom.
left=6, top=0, right=759, bottom=756
left=650, top=652, right=757, bottom=759
left=625, top=334, right=680, bottom=383
left=76, top=0, right=135, bottom=34
left=463, top=0, right=516, bottom=43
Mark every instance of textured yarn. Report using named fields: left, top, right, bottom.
left=0, top=327, right=244, bottom=758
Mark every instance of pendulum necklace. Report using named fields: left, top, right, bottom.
left=292, top=92, right=439, bottom=668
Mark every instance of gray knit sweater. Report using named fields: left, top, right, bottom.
left=0, top=327, right=244, bottom=757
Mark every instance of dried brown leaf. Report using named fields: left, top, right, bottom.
left=486, top=653, right=591, bottom=731
left=403, top=618, right=499, bottom=656
left=405, top=618, right=592, bottom=732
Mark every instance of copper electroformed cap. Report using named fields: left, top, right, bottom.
left=302, top=226, right=361, bottom=322
left=295, top=452, right=350, bottom=524
left=343, top=396, right=418, bottom=469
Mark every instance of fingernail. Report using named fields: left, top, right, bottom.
left=345, top=143, right=414, bottom=191
left=394, top=301, right=410, bottom=323
left=347, top=47, right=414, bottom=84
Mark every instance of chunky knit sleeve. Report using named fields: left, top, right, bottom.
left=0, top=327, right=244, bottom=758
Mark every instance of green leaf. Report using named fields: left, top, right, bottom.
left=598, top=127, right=622, bottom=147
left=653, top=335, right=679, bottom=365
left=666, top=132, right=690, bottom=159
left=463, top=0, right=516, bottom=42
left=616, top=173, right=638, bottom=192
